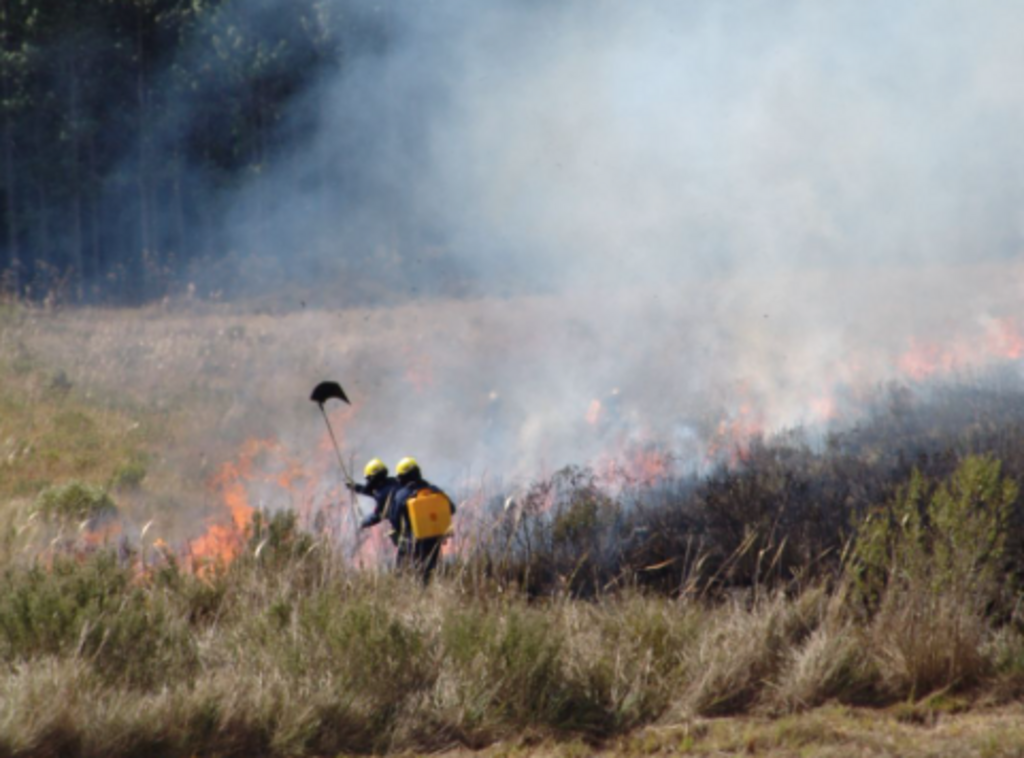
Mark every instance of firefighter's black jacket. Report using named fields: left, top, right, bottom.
left=355, top=476, right=400, bottom=530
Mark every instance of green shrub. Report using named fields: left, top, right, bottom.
left=848, top=455, right=1018, bottom=695
left=439, top=602, right=609, bottom=734
left=0, top=552, right=197, bottom=689
left=849, top=455, right=1016, bottom=612
left=987, top=627, right=1024, bottom=699
left=110, top=456, right=148, bottom=491
left=34, top=481, right=117, bottom=525
left=248, top=510, right=315, bottom=566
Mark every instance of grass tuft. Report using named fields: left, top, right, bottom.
left=34, top=481, right=117, bottom=525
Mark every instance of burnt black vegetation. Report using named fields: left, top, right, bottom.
left=474, top=378, right=1024, bottom=600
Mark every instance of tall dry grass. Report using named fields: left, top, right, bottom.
left=3, top=492, right=1024, bottom=757
left=7, top=306, right=1024, bottom=754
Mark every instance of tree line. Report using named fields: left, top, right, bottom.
left=1, top=0, right=391, bottom=304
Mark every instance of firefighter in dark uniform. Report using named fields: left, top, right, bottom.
left=391, top=456, right=455, bottom=584
left=350, top=458, right=400, bottom=531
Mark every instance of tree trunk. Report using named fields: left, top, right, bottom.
left=87, top=130, right=101, bottom=294
left=2, top=91, right=16, bottom=295
left=68, top=52, right=84, bottom=301
left=173, top=148, right=185, bottom=270
left=252, top=81, right=265, bottom=253
left=135, top=2, right=150, bottom=303
left=33, top=137, right=51, bottom=299
left=1, top=0, right=19, bottom=294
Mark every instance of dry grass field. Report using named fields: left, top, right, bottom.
left=5, top=295, right=1024, bottom=757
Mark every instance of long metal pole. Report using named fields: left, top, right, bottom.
left=318, top=403, right=352, bottom=482
left=318, top=403, right=360, bottom=535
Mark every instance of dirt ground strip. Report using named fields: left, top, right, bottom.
left=430, top=704, right=1024, bottom=757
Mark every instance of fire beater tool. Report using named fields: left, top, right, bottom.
left=310, top=381, right=354, bottom=484
left=310, top=380, right=367, bottom=544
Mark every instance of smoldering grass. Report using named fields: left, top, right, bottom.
left=0, top=552, right=199, bottom=690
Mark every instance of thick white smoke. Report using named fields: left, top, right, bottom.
left=220, top=0, right=1024, bottom=485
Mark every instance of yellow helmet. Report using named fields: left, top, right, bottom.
left=395, top=457, right=420, bottom=476
left=364, top=458, right=387, bottom=478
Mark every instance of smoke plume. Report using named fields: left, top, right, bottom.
left=209, top=0, right=1024, bottom=483
left=15, top=1, right=1024, bottom=489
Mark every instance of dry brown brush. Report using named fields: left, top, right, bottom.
left=5, top=452, right=1024, bottom=758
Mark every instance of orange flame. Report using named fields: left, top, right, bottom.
left=897, top=339, right=963, bottom=382
left=188, top=438, right=270, bottom=571
left=157, top=313, right=1024, bottom=576
left=596, top=443, right=672, bottom=489
left=179, top=403, right=386, bottom=573
left=809, top=392, right=839, bottom=422
left=985, top=317, right=1024, bottom=360
left=707, top=403, right=764, bottom=465
left=80, top=519, right=123, bottom=550
left=895, top=318, right=1024, bottom=383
